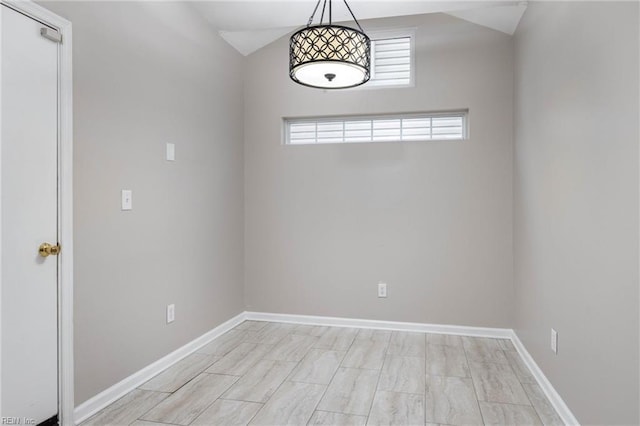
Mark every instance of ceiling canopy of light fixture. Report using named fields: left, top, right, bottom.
left=289, top=0, right=371, bottom=90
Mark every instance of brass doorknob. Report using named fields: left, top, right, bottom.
left=39, top=242, right=61, bottom=257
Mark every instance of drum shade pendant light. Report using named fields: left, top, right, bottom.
left=290, top=0, right=371, bottom=89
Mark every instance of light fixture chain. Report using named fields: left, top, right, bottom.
left=319, top=0, right=327, bottom=25
left=329, top=0, right=332, bottom=25
left=343, top=0, right=365, bottom=32
left=306, top=0, right=322, bottom=27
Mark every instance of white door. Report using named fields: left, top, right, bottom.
left=1, top=4, right=59, bottom=423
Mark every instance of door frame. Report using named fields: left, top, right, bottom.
left=0, top=1, right=73, bottom=425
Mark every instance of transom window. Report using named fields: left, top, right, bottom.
left=284, top=112, right=468, bottom=145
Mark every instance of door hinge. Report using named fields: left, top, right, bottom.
left=40, top=27, right=62, bottom=44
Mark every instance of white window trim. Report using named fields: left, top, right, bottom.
left=283, top=110, right=469, bottom=145
left=353, top=27, right=416, bottom=90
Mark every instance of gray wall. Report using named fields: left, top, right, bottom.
left=244, top=13, right=515, bottom=327
left=513, top=2, right=639, bottom=424
left=42, top=2, right=245, bottom=405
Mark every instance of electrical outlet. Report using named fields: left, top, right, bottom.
left=167, top=304, right=175, bottom=324
left=551, top=328, right=558, bottom=354
left=378, top=282, right=387, bottom=298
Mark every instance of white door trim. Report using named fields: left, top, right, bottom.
left=0, top=1, right=73, bottom=425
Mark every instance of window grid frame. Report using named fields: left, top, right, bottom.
left=284, top=111, right=469, bottom=145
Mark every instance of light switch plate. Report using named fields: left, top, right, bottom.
left=167, top=304, right=175, bottom=324
left=378, top=282, right=387, bottom=298
left=551, top=328, right=558, bottom=354
left=166, top=143, right=175, bottom=161
left=121, top=190, right=132, bottom=211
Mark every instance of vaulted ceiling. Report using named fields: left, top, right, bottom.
left=192, top=1, right=528, bottom=56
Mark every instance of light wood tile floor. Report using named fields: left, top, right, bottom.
left=82, top=321, right=564, bottom=426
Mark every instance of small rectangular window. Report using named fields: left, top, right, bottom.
left=285, top=112, right=468, bottom=145
left=370, top=37, right=412, bottom=86
left=365, top=29, right=415, bottom=88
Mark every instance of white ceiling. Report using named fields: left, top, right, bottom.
left=192, top=1, right=528, bottom=56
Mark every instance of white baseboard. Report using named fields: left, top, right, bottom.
left=73, top=310, right=578, bottom=426
left=510, top=331, right=579, bottom=426
left=73, top=312, right=247, bottom=425
left=245, top=311, right=513, bottom=339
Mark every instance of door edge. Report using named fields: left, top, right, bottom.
left=0, top=2, right=74, bottom=425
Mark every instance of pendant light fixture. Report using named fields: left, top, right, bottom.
left=289, top=0, right=371, bottom=89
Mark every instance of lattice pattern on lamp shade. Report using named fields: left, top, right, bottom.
left=289, top=24, right=371, bottom=80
